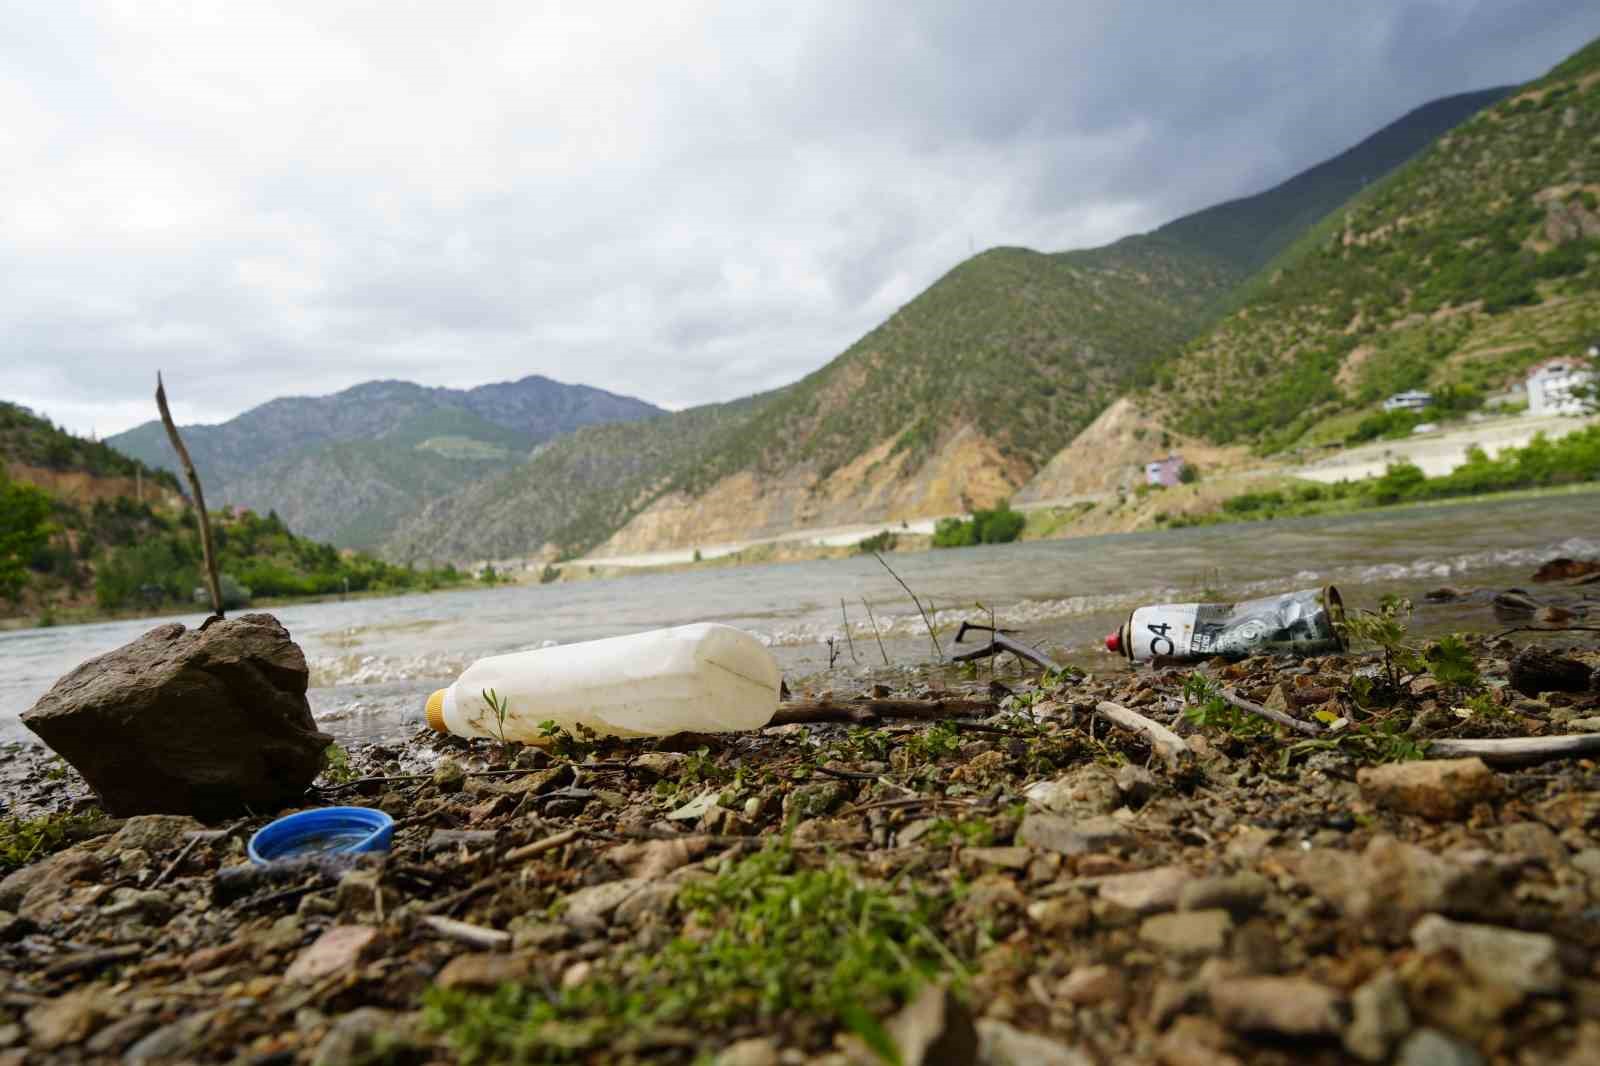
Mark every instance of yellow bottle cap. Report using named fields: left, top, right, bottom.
left=425, top=689, right=448, bottom=733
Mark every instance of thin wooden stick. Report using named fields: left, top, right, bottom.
left=1218, top=688, right=1323, bottom=737
left=768, top=697, right=991, bottom=727
left=419, top=915, right=512, bottom=952
left=862, top=597, right=890, bottom=665
left=874, top=552, right=943, bottom=661
left=1425, top=734, right=1600, bottom=766
left=503, top=828, right=581, bottom=863
left=840, top=598, right=859, bottom=663
left=156, top=373, right=223, bottom=618
left=1093, top=700, right=1193, bottom=767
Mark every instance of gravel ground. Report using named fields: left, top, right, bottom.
left=1, top=611, right=1598, bottom=1065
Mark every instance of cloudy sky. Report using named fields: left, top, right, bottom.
left=5, top=1, right=1598, bottom=436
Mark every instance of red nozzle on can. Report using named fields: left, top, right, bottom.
left=1104, top=630, right=1121, bottom=653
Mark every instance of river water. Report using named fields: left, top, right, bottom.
left=3, top=493, right=1596, bottom=745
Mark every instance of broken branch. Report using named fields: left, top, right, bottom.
left=1217, top=688, right=1323, bottom=736
left=1425, top=734, right=1600, bottom=766
left=1093, top=700, right=1193, bottom=768
left=156, top=372, right=224, bottom=619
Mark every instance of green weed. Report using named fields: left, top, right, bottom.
left=321, top=743, right=360, bottom=785
left=423, top=844, right=961, bottom=1063
left=0, top=811, right=112, bottom=873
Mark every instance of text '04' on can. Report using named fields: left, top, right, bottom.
left=1105, top=586, right=1345, bottom=662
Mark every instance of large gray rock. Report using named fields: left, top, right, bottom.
left=21, top=614, right=330, bottom=820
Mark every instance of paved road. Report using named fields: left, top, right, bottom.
left=1291, top=412, right=1595, bottom=483
left=572, top=413, right=1594, bottom=569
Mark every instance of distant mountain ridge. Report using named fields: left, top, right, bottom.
left=107, top=375, right=662, bottom=547
left=1151, top=87, right=1511, bottom=276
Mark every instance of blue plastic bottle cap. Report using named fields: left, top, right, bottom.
left=247, top=806, right=395, bottom=865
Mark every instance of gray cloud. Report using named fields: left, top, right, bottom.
left=3, top=1, right=1597, bottom=435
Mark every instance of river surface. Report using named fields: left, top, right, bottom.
left=3, top=494, right=1596, bottom=745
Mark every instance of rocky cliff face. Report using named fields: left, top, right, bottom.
left=592, top=422, right=1029, bottom=555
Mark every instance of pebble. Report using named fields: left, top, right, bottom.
left=1344, top=970, right=1412, bottom=1062
left=884, top=984, right=977, bottom=1066
left=1356, top=758, right=1500, bottom=821
left=560, top=879, right=649, bottom=925
left=960, top=846, right=1032, bottom=870
left=1410, top=914, right=1563, bottom=996
left=1017, top=813, right=1130, bottom=856
left=434, top=953, right=534, bottom=990
left=1115, top=764, right=1160, bottom=805
left=715, top=1037, right=782, bottom=1066
left=1057, top=964, right=1124, bottom=1006
left=1024, top=766, right=1120, bottom=814
left=1209, top=975, right=1345, bottom=1036
left=335, top=869, right=381, bottom=913
left=25, top=988, right=107, bottom=1051
left=283, top=925, right=379, bottom=984
left=1097, top=866, right=1191, bottom=914
left=975, top=1019, right=1092, bottom=1066
left=123, top=1010, right=216, bottom=1065
left=1395, top=1028, right=1486, bottom=1066
left=1139, top=909, right=1233, bottom=958
left=311, top=1007, right=405, bottom=1066
left=1178, top=873, right=1269, bottom=917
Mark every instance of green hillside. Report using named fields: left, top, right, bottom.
left=666, top=239, right=1242, bottom=498
left=1154, top=88, right=1509, bottom=275
left=1155, top=40, right=1600, bottom=451
left=1, top=402, right=178, bottom=492
left=0, top=402, right=463, bottom=619
left=383, top=394, right=774, bottom=564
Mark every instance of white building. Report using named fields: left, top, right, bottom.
left=1382, top=390, right=1434, bottom=413
left=1526, top=349, right=1596, bottom=416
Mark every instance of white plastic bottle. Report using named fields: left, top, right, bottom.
left=423, top=623, right=782, bottom=741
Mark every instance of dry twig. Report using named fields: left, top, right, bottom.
left=1217, top=688, right=1323, bottom=737
left=874, top=552, right=943, bottom=660
left=1093, top=700, right=1193, bottom=768
left=156, top=372, right=223, bottom=618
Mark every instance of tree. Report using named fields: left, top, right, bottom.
left=0, top=475, right=55, bottom=602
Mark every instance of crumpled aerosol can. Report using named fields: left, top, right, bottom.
left=1105, top=586, right=1345, bottom=662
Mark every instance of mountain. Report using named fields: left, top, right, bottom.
left=383, top=393, right=777, bottom=565
left=107, top=375, right=663, bottom=548
left=1143, top=39, right=1600, bottom=453
left=376, top=76, right=1518, bottom=565
left=1152, top=88, right=1510, bottom=276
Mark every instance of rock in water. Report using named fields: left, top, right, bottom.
left=21, top=614, right=331, bottom=819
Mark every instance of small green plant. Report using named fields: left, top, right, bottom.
left=423, top=844, right=962, bottom=1062
left=1424, top=634, right=1480, bottom=689
left=481, top=688, right=512, bottom=747
left=1181, top=674, right=1270, bottom=739
left=0, top=811, right=112, bottom=872
left=1338, top=597, right=1423, bottom=702
left=898, top=721, right=962, bottom=763
left=923, top=816, right=996, bottom=847
left=539, top=564, right=561, bottom=584
left=321, top=743, right=360, bottom=785
left=537, top=719, right=597, bottom=761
